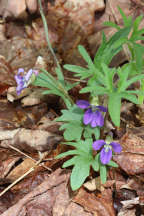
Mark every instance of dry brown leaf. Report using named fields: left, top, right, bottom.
left=0, top=100, right=48, bottom=129
left=120, top=130, right=144, bottom=154
left=0, top=157, right=20, bottom=179
left=73, top=188, right=115, bottom=216
left=0, top=169, right=68, bottom=216
left=0, top=129, right=20, bottom=140
left=114, top=153, right=144, bottom=175
left=64, top=202, right=93, bottom=216
left=6, top=158, right=36, bottom=182
left=118, top=208, right=136, bottom=216
left=7, top=87, right=32, bottom=102
left=83, top=177, right=102, bottom=192
left=1, top=128, right=62, bottom=152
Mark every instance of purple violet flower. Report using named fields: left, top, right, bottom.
left=92, top=140, right=122, bottom=164
left=76, top=100, right=107, bottom=127
left=15, top=68, right=38, bottom=95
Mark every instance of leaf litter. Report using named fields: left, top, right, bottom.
left=0, top=0, right=144, bottom=215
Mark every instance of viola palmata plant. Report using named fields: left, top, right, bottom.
left=15, top=4, right=144, bottom=191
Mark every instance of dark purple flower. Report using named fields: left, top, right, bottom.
left=76, top=100, right=107, bottom=127
left=15, top=68, right=38, bottom=95
left=92, top=140, right=122, bottom=164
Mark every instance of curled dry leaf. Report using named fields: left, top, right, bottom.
left=7, top=86, right=32, bottom=102
left=83, top=177, right=102, bottom=192
left=20, top=89, right=59, bottom=107
left=114, top=153, right=144, bottom=175
left=120, top=130, right=144, bottom=154
left=73, top=188, right=115, bottom=216
left=3, top=0, right=27, bottom=20
left=0, top=169, right=68, bottom=216
left=64, top=202, right=93, bottom=216
left=0, top=156, right=21, bottom=179
left=6, top=158, right=36, bottom=182
left=0, top=101, right=47, bottom=130
left=21, top=89, right=45, bottom=106
left=1, top=128, right=62, bottom=153
left=113, top=130, right=144, bottom=175
left=0, top=129, right=20, bottom=140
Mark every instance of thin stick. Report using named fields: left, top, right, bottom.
left=0, top=152, right=49, bottom=197
left=7, top=144, right=52, bottom=171
left=38, top=0, right=61, bottom=72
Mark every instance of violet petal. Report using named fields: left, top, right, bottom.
left=25, top=69, right=33, bottom=81
left=96, top=106, right=107, bottom=112
left=92, top=140, right=106, bottom=151
left=15, top=75, right=23, bottom=85
left=110, top=142, right=122, bottom=153
left=16, top=84, right=25, bottom=95
left=100, top=148, right=112, bottom=164
left=91, top=111, right=104, bottom=127
left=83, top=108, right=93, bottom=125
left=90, top=112, right=98, bottom=127
left=76, top=100, right=90, bottom=109
left=17, top=68, right=24, bottom=74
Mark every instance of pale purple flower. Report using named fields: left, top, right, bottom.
left=92, top=140, right=122, bottom=164
left=15, top=68, right=38, bottom=95
left=76, top=100, right=107, bottom=127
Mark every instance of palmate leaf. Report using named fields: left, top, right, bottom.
left=78, top=45, right=95, bottom=70
left=80, top=85, right=109, bottom=95
left=132, top=15, right=143, bottom=34
left=91, top=153, right=100, bottom=172
left=133, top=43, right=144, bottom=73
left=56, top=105, right=83, bottom=122
left=117, top=65, right=130, bottom=92
left=62, top=155, right=78, bottom=168
left=122, top=74, right=144, bottom=90
left=94, top=32, right=107, bottom=63
left=55, top=66, right=64, bottom=82
left=55, top=150, right=80, bottom=159
left=56, top=139, right=93, bottom=160
left=108, top=26, right=131, bottom=47
left=70, top=155, right=92, bottom=190
left=63, top=64, right=92, bottom=79
left=120, top=92, right=139, bottom=104
left=108, top=93, right=121, bottom=127
left=101, top=64, right=115, bottom=91
left=83, top=125, right=100, bottom=140
left=65, top=81, right=79, bottom=91
left=118, top=7, right=132, bottom=27
left=107, top=160, right=118, bottom=167
left=100, top=164, right=107, bottom=184
left=63, top=139, right=93, bottom=154
left=60, top=121, right=83, bottom=141
left=103, top=21, right=120, bottom=30
left=55, top=139, right=94, bottom=190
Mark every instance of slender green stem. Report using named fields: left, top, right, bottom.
left=38, top=0, right=74, bottom=108
left=38, top=0, right=61, bottom=71
left=139, top=79, right=144, bottom=104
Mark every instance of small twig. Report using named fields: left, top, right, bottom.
left=0, top=167, right=34, bottom=197
left=7, top=144, right=52, bottom=171
left=0, top=152, right=49, bottom=197
left=38, top=0, right=61, bottom=72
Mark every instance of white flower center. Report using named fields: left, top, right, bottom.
left=104, top=144, right=112, bottom=152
